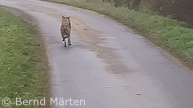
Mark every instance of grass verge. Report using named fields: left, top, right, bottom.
left=0, top=7, right=49, bottom=108
left=44, top=0, right=193, bottom=69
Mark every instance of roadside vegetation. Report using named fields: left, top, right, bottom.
left=44, top=0, right=193, bottom=68
left=0, top=7, right=49, bottom=108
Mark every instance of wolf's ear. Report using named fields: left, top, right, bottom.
left=62, top=16, right=65, bottom=18
left=67, top=17, right=70, bottom=19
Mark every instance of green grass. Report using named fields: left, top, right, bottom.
left=45, top=0, right=193, bottom=68
left=0, top=7, right=49, bottom=108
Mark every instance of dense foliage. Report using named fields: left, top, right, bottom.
left=102, top=0, right=193, bottom=26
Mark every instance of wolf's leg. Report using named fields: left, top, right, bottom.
left=62, top=36, right=65, bottom=41
left=64, top=39, right=67, bottom=47
left=61, top=32, right=66, bottom=47
left=68, top=34, right=71, bottom=45
left=68, top=37, right=71, bottom=46
left=61, top=32, right=65, bottom=41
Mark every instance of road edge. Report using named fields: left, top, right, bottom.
left=1, top=6, right=52, bottom=108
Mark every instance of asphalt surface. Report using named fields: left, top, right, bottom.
left=1, top=0, right=193, bottom=108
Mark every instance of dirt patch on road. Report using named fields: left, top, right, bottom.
left=71, top=18, right=130, bottom=74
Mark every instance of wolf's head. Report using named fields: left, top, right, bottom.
left=61, top=16, right=70, bottom=26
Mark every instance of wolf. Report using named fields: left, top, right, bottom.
left=60, top=16, right=71, bottom=47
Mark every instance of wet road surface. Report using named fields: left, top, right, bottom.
left=1, top=0, right=193, bottom=108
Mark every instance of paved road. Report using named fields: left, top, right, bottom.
left=1, top=0, right=193, bottom=108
